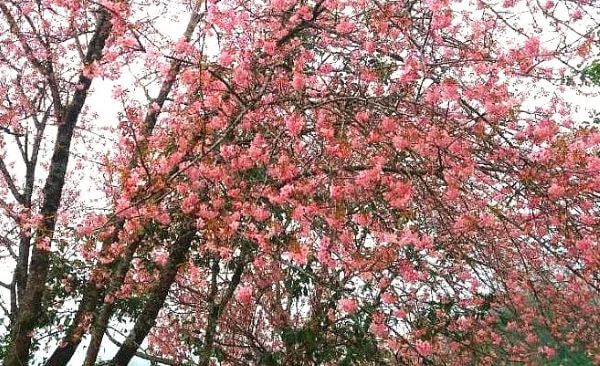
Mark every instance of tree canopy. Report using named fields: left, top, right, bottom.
left=0, top=0, right=599, bottom=365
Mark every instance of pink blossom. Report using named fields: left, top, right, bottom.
left=219, top=51, right=233, bottom=66
left=120, top=37, right=137, bottom=49
left=381, top=293, right=395, bottom=304
left=263, top=41, right=276, bottom=55
left=181, top=193, right=199, bottom=214
left=292, top=73, right=305, bottom=91
left=364, top=41, right=376, bottom=53
left=233, top=66, right=251, bottom=87
left=548, top=183, right=565, bottom=198
left=524, top=36, right=540, bottom=56
left=575, top=238, right=592, bottom=252
left=369, top=322, right=388, bottom=337
left=338, top=298, right=359, bottom=314
left=271, top=0, right=289, bottom=11
left=587, top=156, right=600, bottom=173
left=336, top=21, right=355, bottom=34
left=385, top=180, right=412, bottom=209
left=431, top=12, right=452, bottom=29
left=251, top=206, right=270, bottom=221
left=36, top=237, right=51, bottom=251
left=151, top=248, right=169, bottom=267
left=235, top=286, right=253, bottom=305
left=539, top=346, right=556, bottom=359
left=355, top=111, right=370, bottom=123
left=285, top=114, right=305, bottom=135
left=415, top=339, right=433, bottom=356
left=570, top=8, right=583, bottom=20
left=426, top=0, right=449, bottom=11
left=288, top=244, right=310, bottom=265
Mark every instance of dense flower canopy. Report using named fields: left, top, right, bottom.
left=0, top=0, right=599, bottom=365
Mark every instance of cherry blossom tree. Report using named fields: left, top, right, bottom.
left=1, top=0, right=599, bottom=365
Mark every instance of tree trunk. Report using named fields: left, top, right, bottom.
left=43, top=9, right=201, bottom=364
left=2, top=9, right=113, bottom=366
left=106, top=229, right=195, bottom=366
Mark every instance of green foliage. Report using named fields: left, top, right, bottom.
left=581, top=60, right=600, bottom=126
left=283, top=263, right=314, bottom=299
left=534, top=325, right=593, bottom=366
left=336, top=311, right=382, bottom=366
left=273, top=310, right=383, bottom=366
left=112, top=294, right=151, bottom=322
left=491, top=309, right=594, bottom=366
left=365, top=58, right=398, bottom=83
left=582, top=60, right=600, bottom=85
left=33, top=245, right=89, bottom=346
left=280, top=326, right=332, bottom=363
left=0, top=334, right=6, bottom=359
left=242, top=165, right=268, bottom=183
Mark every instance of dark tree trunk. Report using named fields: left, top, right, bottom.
left=43, top=9, right=202, bottom=365
left=2, top=9, right=113, bottom=366
left=107, top=229, right=196, bottom=366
